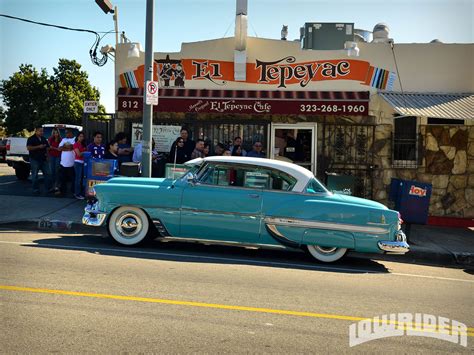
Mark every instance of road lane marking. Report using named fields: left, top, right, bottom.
left=0, top=285, right=472, bottom=336
left=0, top=180, right=17, bottom=185
left=0, top=240, right=473, bottom=284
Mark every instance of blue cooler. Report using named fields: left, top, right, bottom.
left=83, top=152, right=118, bottom=197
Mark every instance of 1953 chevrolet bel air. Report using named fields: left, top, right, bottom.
left=83, top=156, right=409, bottom=263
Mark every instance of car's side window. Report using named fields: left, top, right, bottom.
left=257, top=168, right=296, bottom=191
left=305, top=178, right=329, bottom=194
left=198, top=164, right=297, bottom=191
left=198, top=164, right=266, bottom=190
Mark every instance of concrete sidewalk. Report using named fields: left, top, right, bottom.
left=1, top=194, right=473, bottom=268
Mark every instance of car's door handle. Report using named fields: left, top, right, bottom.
left=248, top=194, right=260, bottom=199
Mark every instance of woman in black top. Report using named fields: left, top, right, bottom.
left=168, top=137, right=188, bottom=164
left=104, top=140, right=119, bottom=161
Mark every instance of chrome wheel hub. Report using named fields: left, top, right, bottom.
left=117, top=214, right=142, bottom=237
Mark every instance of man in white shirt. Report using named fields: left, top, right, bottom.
left=56, top=129, right=76, bottom=196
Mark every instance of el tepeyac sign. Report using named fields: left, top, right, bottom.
left=121, top=56, right=395, bottom=91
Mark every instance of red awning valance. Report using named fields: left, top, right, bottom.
left=118, top=88, right=369, bottom=115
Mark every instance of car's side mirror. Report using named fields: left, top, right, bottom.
left=187, top=173, right=196, bottom=185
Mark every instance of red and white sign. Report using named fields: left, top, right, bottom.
left=409, top=185, right=427, bottom=197
left=145, top=80, right=159, bottom=105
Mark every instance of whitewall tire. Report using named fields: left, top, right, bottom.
left=307, top=245, right=347, bottom=263
left=108, top=206, right=151, bottom=246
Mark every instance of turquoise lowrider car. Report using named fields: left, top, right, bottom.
left=83, top=156, right=409, bottom=263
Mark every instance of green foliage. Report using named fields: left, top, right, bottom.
left=0, top=59, right=102, bottom=135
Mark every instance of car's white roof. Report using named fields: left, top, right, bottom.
left=186, top=156, right=315, bottom=192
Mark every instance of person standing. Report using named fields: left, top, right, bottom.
left=213, top=143, right=225, bottom=156
left=87, top=131, right=105, bottom=159
left=115, top=132, right=133, bottom=165
left=47, top=128, right=61, bottom=192
left=203, top=143, right=210, bottom=157
left=73, top=132, right=87, bottom=199
left=229, top=137, right=247, bottom=156
left=246, top=141, right=265, bottom=158
left=104, top=140, right=119, bottom=160
left=26, top=126, right=52, bottom=195
left=169, top=127, right=194, bottom=162
left=168, top=137, right=188, bottom=164
left=231, top=145, right=243, bottom=157
left=191, top=139, right=205, bottom=159
left=57, top=129, right=76, bottom=197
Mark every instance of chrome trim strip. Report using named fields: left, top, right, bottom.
left=159, top=236, right=287, bottom=250
left=180, top=207, right=260, bottom=218
left=265, top=224, right=301, bottom=248
left=367, top=222, right=390, bottom=226
left=264, top=217, right=389, bottom=235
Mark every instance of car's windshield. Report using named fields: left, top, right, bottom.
left=180, top=162, right=206, bottom=181
left=305, top=177, right=329, bottom=194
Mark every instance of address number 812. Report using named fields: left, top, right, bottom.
left=121, top=100, right=139, bottom=109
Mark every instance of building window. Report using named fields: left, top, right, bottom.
left=427, top=117, right=464, bottom=125
left=392, top=116, right=418, bottom=168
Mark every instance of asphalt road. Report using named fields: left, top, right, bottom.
left=1, top=228, right=473, bottom=353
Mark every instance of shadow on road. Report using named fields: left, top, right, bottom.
left=24, top=233, right=391, bottom=274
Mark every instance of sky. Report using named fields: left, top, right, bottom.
left=0, top=0, right=472, bottom=113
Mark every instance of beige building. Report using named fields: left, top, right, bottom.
left=113, top=22, right=473, bottom=220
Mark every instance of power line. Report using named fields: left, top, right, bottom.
left=0, top=13, right=115, bottom=67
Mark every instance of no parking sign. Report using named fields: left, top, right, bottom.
left=145, top=80, right=159, bottom=105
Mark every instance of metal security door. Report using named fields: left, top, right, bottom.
left=270, top=123, right=317, bottom=174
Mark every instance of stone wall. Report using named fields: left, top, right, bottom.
left=372, top=124, right=474, bottom=218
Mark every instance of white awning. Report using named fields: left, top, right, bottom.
left=379, top=92, right=473, bottom=120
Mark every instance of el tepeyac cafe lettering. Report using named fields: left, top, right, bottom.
left=255, top=56, right=350, bottom=88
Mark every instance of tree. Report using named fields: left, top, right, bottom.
left=1, top=64, right=52, bottom=134
left=50, top=59, right=104, bottom=125
left=0, top=59, right=103, bottom=135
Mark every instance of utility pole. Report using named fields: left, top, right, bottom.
left=141, top=0, right=155, bottom=177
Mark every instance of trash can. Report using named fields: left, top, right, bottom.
left=389, top=178, right=432, bottom=224
left=120, top=162, right=140, bottom=177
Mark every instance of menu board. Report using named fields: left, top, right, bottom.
left=131, top=124, right=181, bottom=153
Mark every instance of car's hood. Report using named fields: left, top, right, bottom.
left=329, top=193, right=388, bottom=210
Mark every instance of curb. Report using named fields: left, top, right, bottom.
left=0, top=219, right=101, bottom=235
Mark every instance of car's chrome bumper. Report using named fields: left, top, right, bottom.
left=82, top=201, right=107, bottom=227
left=378, top=230, right=410, bottom=254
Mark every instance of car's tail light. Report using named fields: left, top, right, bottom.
left=6, top=140, right=10, bottom=151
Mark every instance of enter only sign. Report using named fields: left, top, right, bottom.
left=145, top=80, right=159, bottom=105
